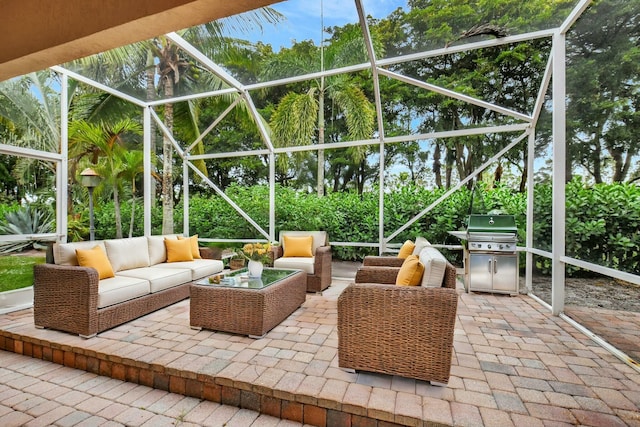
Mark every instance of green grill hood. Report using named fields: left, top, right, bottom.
left=467, top=214, right=517, bottom=234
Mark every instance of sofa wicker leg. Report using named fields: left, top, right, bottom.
left=340, top=367, right=357, bottom=374
left=34, top=325, right=45, bottom=329
left=79, top=333, right=97, bottom=339
left=430, top=381, right=448, bottom=387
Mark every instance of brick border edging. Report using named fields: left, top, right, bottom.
left=0, top=331, right=432, bottom=427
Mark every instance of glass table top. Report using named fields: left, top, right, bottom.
left=194, top=267, right=299, bottom=290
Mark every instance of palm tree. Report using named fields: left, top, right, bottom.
left=262, top=25, right=379, bottom=196
left=118, top=150, right=146, bottom=238
left=69, top=119, right=142, bottom=238
left=70, top=9, right=282, bottom=234
left=0, top=71, right=61, bottom=196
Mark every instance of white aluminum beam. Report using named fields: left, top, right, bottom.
left=183, top=161, right=189, bottom=236
left=0, top=233, right=58, bottom=242
left=561, top=256, right=640, bottom=286
left=560, top=0, right=593, bottom=35
left=150, top=108, right=186, bottom=159
left=0, top=144, right=61, bottom=162
left=59, top=74, right=69, bottom=242
left=355, top=0, right=387, bottom=255
left=378, top=68, right=533, bottom=123
left=143, top=107, right=152, bottom=236
left=146, top=87, right=239, bottom=107
left=386, top=129, right=530, bottom=242
left=242, top=91, right=274, bottom=152
left=532, top=53, right=554, bottom=124
left=188, top=124, right=529, bottom=161
left=239, top=29, right=556, bottom=95
left=377, top=29, right=555, bottom=69
left=551, top=31, right=567, bottom=315
left=165, top=32, right=245, bottom=91
left=269, top=152, right=276, bottom=243
left=525, top=131, right=535, bottom=294
left=186, top=97, right=242, bottom=154
left=187, top=161, right=270, bottom=240
left=560, top=313, right=640, bottom=374
left=50, top=66, right=147, bottom=107
left=189, top=148, right=271, bottom=160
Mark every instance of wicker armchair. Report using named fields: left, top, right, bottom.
left=338, top=261, right=458, bottom=384
left=273, top=231, right=332, bottom=293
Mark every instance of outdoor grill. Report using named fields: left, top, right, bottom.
left=466, top=214, right=518, bottom=253
left=450, top=214, right=519, bottom=295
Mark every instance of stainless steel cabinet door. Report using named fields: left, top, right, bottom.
left=469, top=253, right=493, bottom=291
left=492, top=254, right=518, bottom=293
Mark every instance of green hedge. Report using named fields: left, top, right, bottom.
left=87, top=180, right=639, bottom=275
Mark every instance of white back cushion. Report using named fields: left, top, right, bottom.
left=418, top=246, right=447, bottom=288
left=147, top=234, right=180, bottom=265
left=412, top=236, right=431, bottom=256
left=279, top=231, right=327, bottom=256
left=104, top=237, right=150, bottom=272
left=53, top=241, right=106, bottom=266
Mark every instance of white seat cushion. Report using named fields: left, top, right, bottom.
left=418, top=247, right=447, bottom=288
left=117, top=267, right=192, bottom=293
left=98, top=276, right=150, bottom=308
left=153, top=259, right=223, bottom=280
left=273, top=257, right=314, bottom=274
left=104, top=237, right=150, bottom=272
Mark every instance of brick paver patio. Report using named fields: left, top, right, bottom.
left=0, top=271, right=639, bottom=426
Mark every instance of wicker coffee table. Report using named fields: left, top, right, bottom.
left=189, top=268, right=306, bottom=338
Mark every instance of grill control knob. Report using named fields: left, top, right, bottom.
left=487, top=244, right=492, bottom=249
left=499, top=244, right=504, bottom=250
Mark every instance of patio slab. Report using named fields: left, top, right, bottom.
left=0, top=270, right=639, bottom=426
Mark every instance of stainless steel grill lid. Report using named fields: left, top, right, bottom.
left=466, top=214, right=518, bottom=246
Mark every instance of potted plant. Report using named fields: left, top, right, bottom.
left=239, top=242, right=271, bottom=277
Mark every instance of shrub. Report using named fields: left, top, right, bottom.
left=0, top=206, right=54, bottom=254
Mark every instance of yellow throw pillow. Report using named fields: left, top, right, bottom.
left=397, top=240, right=415, bottom=259
left=283, top=235, right=313, bottom=257
left=395, top=255, right=425, bottom=286
left=76, top=245, right=115, bottom=280
left=165, top=238, right=194, bottom=262
left=178, top=235, right=201, bottom=259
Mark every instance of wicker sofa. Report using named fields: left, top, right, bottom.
left=34, top=235, right=224, bottom=338
left=337, top=247, right=459, bottom=384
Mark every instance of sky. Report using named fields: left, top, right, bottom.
left=235, top=0, right=407, bottom=51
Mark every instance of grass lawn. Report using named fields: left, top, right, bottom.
left=0, top=254, right=45, bottom=292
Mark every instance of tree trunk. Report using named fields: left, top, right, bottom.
left=433, top=142, right=442, bottom=188
left=317, top=78, right=325, bottom=197
left=145, top=51, right=157, bottom=206
left=114, top=185, right=122, bottom=239
left=161, top=76, right=174, bottom=235
left=129, top=195, right=136, bottom=238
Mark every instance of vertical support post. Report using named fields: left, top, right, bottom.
left=143, top=106, right=152, bottom=236
left=551, top=31, right=566, bottom=315
left=183, top=160, right=189, bottom=236
left=269, top=152, right=276, bottom=243
left=525, top=130, right=535, bottom=293
left=59, top=73, right=69, bottom=243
